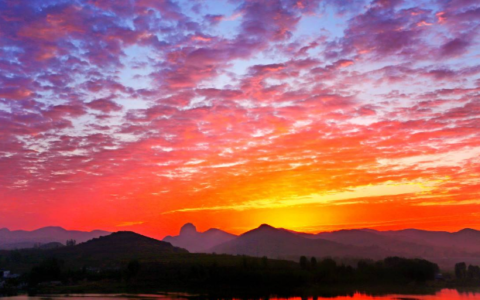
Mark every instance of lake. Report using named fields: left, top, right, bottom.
left=2, top=290, right=480, bottom=300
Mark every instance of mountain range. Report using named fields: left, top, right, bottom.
left=209, top=224, right=389, bottom=260
left=0, top=226, right=110, bottom=250
left=163, top=224, right=480, bottom=270
left=163, top=223, right=236, bottom=252
left=3, top=224, right=480, bottom=271
left=0, top=231, right=188, bottom=273
left=50, top=231, right=187, bottom=265
left=1, top=231, right=446, bottom=293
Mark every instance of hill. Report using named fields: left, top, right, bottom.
left=0, top=231, right=188, bottom=273
left=304, top=228, right=480, bottom=270
left=202, top=225, right=480, bottom=270
left=209, top=224, right=388, bottom=260
left=313, top=229, right=461, bottom=257
left=377, top=228, right=480, bottom=252
left=0, top=226, right=110, bottom=250
left=163, top=223, right=236, bottom=252
left=51, top=231, right=188, bottom=264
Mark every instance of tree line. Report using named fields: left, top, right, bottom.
left=22, top=255, right=440, bottom=294
left=455, top=262, right=480, bottom=281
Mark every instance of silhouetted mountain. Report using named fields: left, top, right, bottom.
left=32, top=231, right=189, bottom=268
left=0, top=226, right=110, bottom=250
left=163, top=223, right=236, bottom=252
left=209, top=224, right=388, bottom=260
left=0, top=242, right=39, bottom=250
left=0, top=231, right=189, bottom=273
left=315, top=228, right=474, bottom=256
left=59, top=231, right=188, bottom=258
left=294, top=227, right=480, bottom=254
left=314, top=229, right=437, bottom=252
left=302, top=228, right=480, bottom=270
left=377, top=228, right=480, bottom=253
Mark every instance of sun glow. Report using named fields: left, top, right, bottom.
left=1, top=0, right=480, bottom=237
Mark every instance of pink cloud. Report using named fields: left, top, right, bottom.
left=1, top=0, right=480, bottom=235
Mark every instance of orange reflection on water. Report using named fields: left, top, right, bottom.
left=265, top=289, right=480, bottom=300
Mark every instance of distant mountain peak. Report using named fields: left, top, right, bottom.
left=457, top=228, right=478, bottom=234
left=111, top=231, right=140, bottom=237
left=258, top=224, right=275, bottom=230
left=0, top=226, right=110, bottom=250
left=180, top=223, right=198, bottom=235
left=164, top=224, right=236, bottom=253
left=50, top=231, right=188, bottom=261
left=240, top=224, right=287, bottom=238
left=360, top=228, right=379, bottom=233
left=37, top=226, right=67, bottom=232
left=80, top=231, right=185, bottom=249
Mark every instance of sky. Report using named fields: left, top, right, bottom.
left=1, top=0, right=480, bottom=238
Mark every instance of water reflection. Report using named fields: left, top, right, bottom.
left=261, top=289, right=480, bottom=299
left=2, top=290, right=480, bottom=300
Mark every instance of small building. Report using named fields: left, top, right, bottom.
left=1, top=270, right=19, bottom=279
left=0, top=270, right=10, bottom=279
left=435, top=272, right=444, bottom=281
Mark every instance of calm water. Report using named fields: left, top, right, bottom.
left=3, top=290, right=480, bottom=300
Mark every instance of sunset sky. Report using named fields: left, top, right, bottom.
left=1, top=0, right=480, bottom=238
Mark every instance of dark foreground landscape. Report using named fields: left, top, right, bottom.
left=3, top=290, right=480, bottom=300
left=1, top=228, right=480, bottom=298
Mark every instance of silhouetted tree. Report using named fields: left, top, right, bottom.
left=311, top=257, right=317, bottom=268
left=318, top=258, right=337, bottom=279
left=455, top=262, right=467, bottom=279
left=300, top=256, right=308, bottom=270
left=66, top=239, right=76, bottom=247
left=467, top=265, right=480, bottom=279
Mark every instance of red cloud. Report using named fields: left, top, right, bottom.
left=1, top=0, right=480, bottom=236
left=87, top=99, right=123, bottom=113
